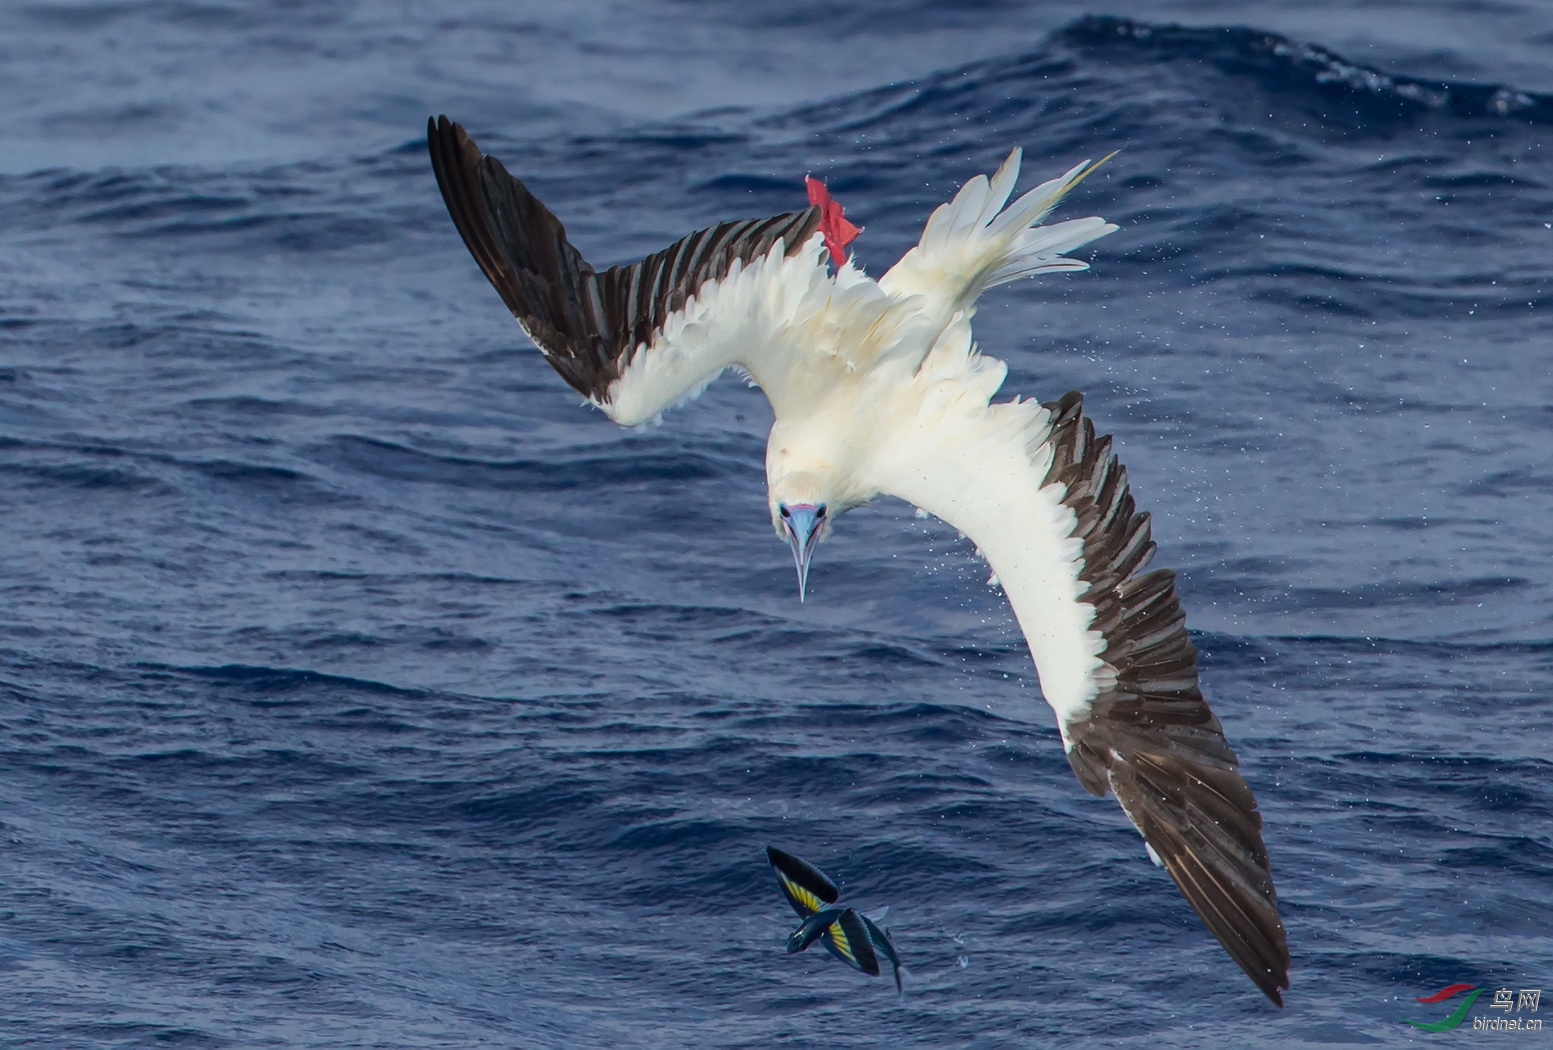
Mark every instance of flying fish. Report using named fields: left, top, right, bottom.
left=767, top=845, right=903, bottom=993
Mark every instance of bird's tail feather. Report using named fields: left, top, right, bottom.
left=881, top=150, right=1119, bottom=317
left=986, top=215, right=1117, bottom=287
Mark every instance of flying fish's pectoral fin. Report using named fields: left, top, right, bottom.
left=766, top=845, right=840, bottom=919
left=819, top=909, right=881, bottom=977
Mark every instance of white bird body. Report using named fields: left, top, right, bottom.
left=602, top=152, right=1121, bottom=724
left=428, top=116, right=1291, bottom=1005
left=756, top=310, right=1107, bottom=725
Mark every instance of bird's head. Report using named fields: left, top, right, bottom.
left=767, top=411, right=875, bottom=602
left=769, top=470, right=837, bottom=603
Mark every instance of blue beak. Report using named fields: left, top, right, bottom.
left=781, top=503, right=824, bottom=602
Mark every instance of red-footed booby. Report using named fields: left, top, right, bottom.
left=426, top=115, right=1291, bottom=1006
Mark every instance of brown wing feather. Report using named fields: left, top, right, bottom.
left=427, top=116, right=822, bottom=404
left=1044, top=390, right=1291, bottom=1007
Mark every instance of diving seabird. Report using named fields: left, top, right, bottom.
left=427, top=116, right=1291, bottom=1005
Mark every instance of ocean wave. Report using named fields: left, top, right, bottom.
left=778, top=14, right=1553, bottom=141
left=319, top=433, right=728, bottom=491
left=3, top=6, right=1552, bottom=1045
left=1060, top=16, right=1553, bottom=123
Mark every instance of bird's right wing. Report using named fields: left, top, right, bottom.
left=865, top=336, right=1289, bottom=1005
left=429, top=116, right=843, bottom=425
left=878, top=149, right=1117, bottom=327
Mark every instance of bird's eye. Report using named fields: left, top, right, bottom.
left=779, top=505, right=791, bottom=519
left=815, top=505, right=827, bottom=520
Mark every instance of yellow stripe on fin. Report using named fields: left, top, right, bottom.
left=828, top=920, right=855, bottom=964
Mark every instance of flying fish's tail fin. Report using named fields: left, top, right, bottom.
left=858, top=911, right=904, bottom=995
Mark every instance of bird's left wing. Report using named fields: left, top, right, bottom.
left=866, top=345, right=1290, bottom=1006
left=428, top=116, right=830, bottom=425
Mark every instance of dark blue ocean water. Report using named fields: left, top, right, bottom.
left=2, top=2, right=1552, bottom=1046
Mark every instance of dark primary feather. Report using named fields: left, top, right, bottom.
left=1041, top=391, right=1291, bottom=1007
left=427, top=115, right=822, bottom=404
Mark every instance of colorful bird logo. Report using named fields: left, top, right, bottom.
left=1404, top=984, right=1483, bottom=1032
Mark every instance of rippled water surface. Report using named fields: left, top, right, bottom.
left=2, top=2, right=1551, bottom=1047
